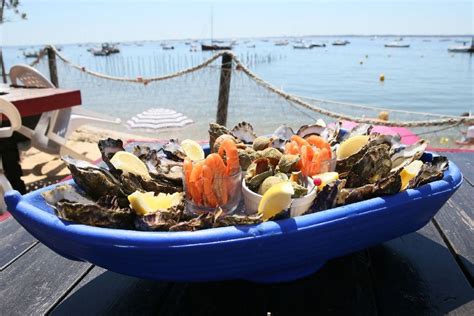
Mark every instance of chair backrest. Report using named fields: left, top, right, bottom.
left=0, top=98, right=22, bottom=138
left=10, top=64, right=55, bottom=88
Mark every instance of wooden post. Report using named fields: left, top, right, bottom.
left=216, top=52, right=232, bottom=126
left=46, top=46, right=59, bottom=87
left=0, top=48, right=6, bottom=84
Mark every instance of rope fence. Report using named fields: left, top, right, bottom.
left=35, top=45, right=473, bottom=128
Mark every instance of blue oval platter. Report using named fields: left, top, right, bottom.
left=4, top=152, right=463, bottom=283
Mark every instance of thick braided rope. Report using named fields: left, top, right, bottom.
left=48, top=45, right=225, bottom=84
left=42, top=46, right=472, bottom=127
left=230, top=52, right=473, bottom=127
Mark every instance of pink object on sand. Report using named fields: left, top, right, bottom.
left=338, top=121, right=420, bottom=145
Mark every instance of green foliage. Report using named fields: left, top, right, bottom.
left=1, top=0, right=27, bottom=24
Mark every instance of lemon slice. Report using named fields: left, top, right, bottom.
left=336, top=135, right=370, bottom=159
left=313, top=172, right=339, bottom=190
left=181, top=139, right=205, bottom=161
left=400, top=160, right=424, bottom=191
left=258, top=182, right=294, bottom=221
left=128, top=191, right=183, bottom=216
left=110, top=151, right=150, bottom=179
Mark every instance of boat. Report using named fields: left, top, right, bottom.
left=293, top=43, right=312, bottom=49
left=309, top=43, right=326, bottom=48
left=274, top=40, right=289, bottom=46
left=384, top=42, right=410, bottom=48
left=247, top=44, right=256, bottom=48
left=91, top=49, right=110, bottom=56
left=201, top=44, right=231, bottom=51
left=200, top=8, right=232, bottom=51
left=102, top=43, right=120, bottom=54
left=23, top=51, right=39, bottom=58
left=332, top=40, right=350, bottom=46
left=162, top=44, right=175, bottom=50
left=448, top=39, right=474, bottom=53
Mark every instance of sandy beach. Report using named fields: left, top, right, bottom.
left=20, top=125, right=156, bottom=191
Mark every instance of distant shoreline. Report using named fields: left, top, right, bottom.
left=4, top=34, right=473, bottom=48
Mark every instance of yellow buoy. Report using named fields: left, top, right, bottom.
left=379, top=74, right=385, bottom=82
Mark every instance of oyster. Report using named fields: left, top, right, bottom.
left=42, top=184, right=134, bottom=229
left=338, top=171, right=401, bottom=205
left=213, top=208, right=262, bottom=227
left=169, top=212, right=215, bottom=231
left=390, top=139, right=428, bottom=172
left=231, top=121, right=257, bottom=144
left=98, top=138, right=125, bottom=169
left=336, top=134, right=392, bottom=175
left=306, top=179, right=345, bottom=214
left=409, top=156, right=448, bottom=188
left=62, top=156, right=125, bottom=201
left=349, top=124, right=373, bottom=136
left=345, top=144, right=392, bottom=188
left=161, top=139, right=186, bottom=161
left=296, top=123, right=326, bottom=139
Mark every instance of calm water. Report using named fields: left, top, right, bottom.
left=3, top=36, right=473, bottom=139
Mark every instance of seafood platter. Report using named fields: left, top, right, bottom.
left=5, top=121, right=463, bottom=283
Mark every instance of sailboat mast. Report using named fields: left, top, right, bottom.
left=211, top=7, right=214, bottom=43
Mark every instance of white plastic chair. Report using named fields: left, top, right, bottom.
left=0, top=99, right=22, bottom=214
left=9, top=64, right=121, bottom=157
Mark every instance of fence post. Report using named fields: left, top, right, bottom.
left=46, top=46, right=59, bottom=87
left=216, top=52, right=232, bottom=126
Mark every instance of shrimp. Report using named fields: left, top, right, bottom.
left=218, top=139, right=240, bottom=176
left=183, top=158, right=193, bottom=200
left=202, top=164, right=218, bottom=207
left=290, top=135, right=309, bottom=149
left=284, top=141, right=299, bottom=155
left=306, top=135, right=332, bottom=161
left=207, top=154, right=229, bottom=206
left=189, top=161, right=204, bottom=205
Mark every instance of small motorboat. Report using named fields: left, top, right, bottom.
left=91, top=49, right=110, bottom=56
left=247, top=44, right=256, bottom=48
left=384, top=42, right=410, bottom=48
left=332, top=40, right=350, bottom=46
left=274, top=40, right=289, bottom=46
left=23, top=51, right=39, bottom=58
left=293, top=43, right=312, bottom=49
left=309, top=43, right=326, bottom=48
left=162, top=44, right=175, bottom=50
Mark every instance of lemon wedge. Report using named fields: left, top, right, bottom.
left=313, top=172, right=339, bottom=190
left=128, top=191, right=183, bottom=216
left=258, top=182, right=294, bottom=221
left=400, top=160, right=424, bottom=191
left=110, top=151, right=150, bottom=179
left=181, top=139, right=205, bottom=161
left=336, top=135, right=370, bottom=159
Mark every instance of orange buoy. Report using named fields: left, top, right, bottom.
left=379, top=74, right=385, bottom=82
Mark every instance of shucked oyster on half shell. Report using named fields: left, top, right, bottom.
left=42, top=184, right=135, bottom=229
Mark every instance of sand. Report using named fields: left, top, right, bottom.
left=20, top=125, right=156, bottom=189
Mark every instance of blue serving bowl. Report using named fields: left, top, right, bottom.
left=4, top=153, right=462, bottom=283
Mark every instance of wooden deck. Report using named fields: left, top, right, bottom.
left=0, top=152, right=472, bottom=315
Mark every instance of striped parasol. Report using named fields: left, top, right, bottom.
left=126, top=108, right=193, bottom=131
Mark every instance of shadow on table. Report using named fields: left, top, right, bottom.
left=51, top=232, right=473, bottom=316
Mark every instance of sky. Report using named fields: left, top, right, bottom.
left=1, top=0, right=473, bottom=46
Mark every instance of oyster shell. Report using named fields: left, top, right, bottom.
left=231, top=121, right=257, bottom=144
left=161, top=139, right=186, bottom=161
left=62, top=156, right=125, bottom=201
left=336, top=134, right=392, bottom=176
left=169, top=212, right=215, bottom=231
left=43, top=184, right=134, bottom=229
left=272, top=125, right=295, bottom=141
left=390, top=139, right=428, bottom=172
left=345, top=144, right=392, bottom=188
left=306, top=179, right=345, bottom=214
left=296, top=123, right=326, bottom=139
left=349, top=124, right=373, bottom=136
left=98, top=138, right=125, bottom=169
left=409, top=156, right=448, bottom=188
left=213, top=208, right=262, bottom=227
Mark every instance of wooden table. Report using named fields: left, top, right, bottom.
left=0, top=152, right=472, bottom=315
left=0, top=84, right=81, bottom=194
left=0, top=84, right=81, bottom=119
